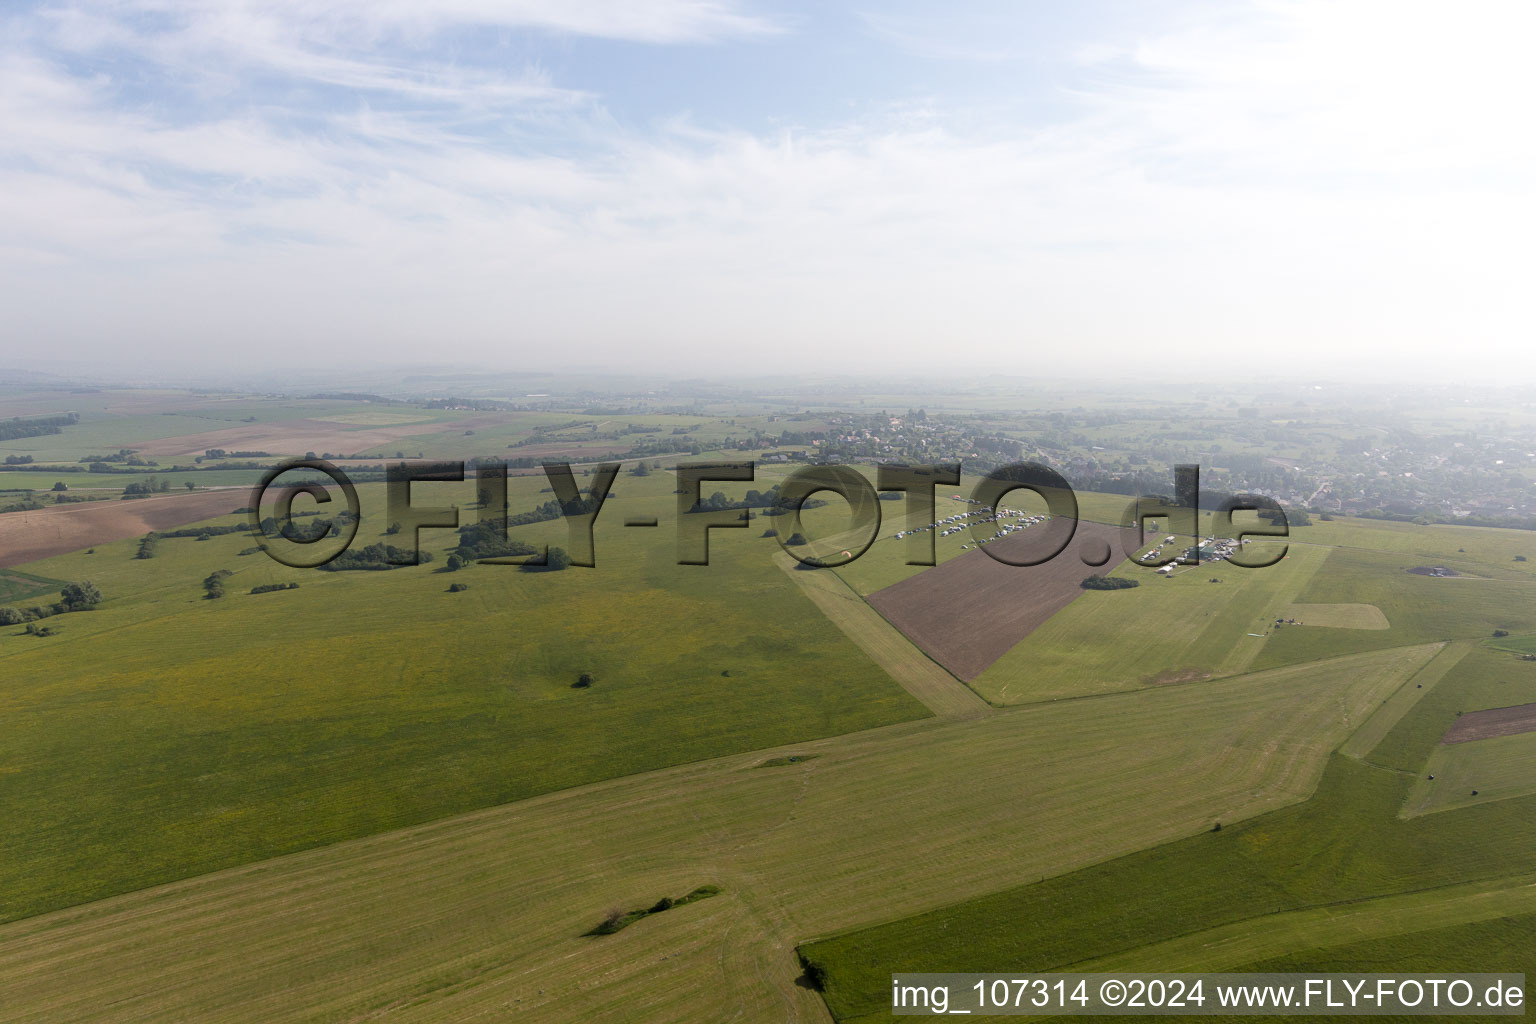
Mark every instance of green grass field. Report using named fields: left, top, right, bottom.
left=0, top=469, right=931, bottom=922
left=8, top=421, right=1536, bottom=1023
left=0, top=567, right=65, bottom=604
left=0, top=643, right=1437, bottom=1021
left=800, top=644, right=1536, bottom=1022
left=1337, top=643, right=1468, bottom=761
left=1252, top=545, right=1536, bottom=669
left=969, top=542, right=1326, bottom=702
left=1487, top=632, right=1536, bottom=655
left=1402, top=730, right=1536, bottom=818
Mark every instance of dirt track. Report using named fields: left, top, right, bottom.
left=1442, top=702, right=1536, bottom=743
left=0, top=490, right=252, bottom=568
left=866, top=519, right=1131, bottom=681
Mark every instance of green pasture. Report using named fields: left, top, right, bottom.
left=971, top=542, right=1326, bottom=702
left=1403, top=730, right=1536, bottom=818
left=0, top=567, right=66, bottom=604
left=1252, top=546, right=1536, bottom=669
left=800, top=644, right=1536, bottom=1022
left=0, top=643, right=1438, bottom=1022
left=0, top=468, right=928, bottom=922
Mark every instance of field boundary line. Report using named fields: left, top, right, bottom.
left=773, top=551, right=994, bottom=720
left=1072, top=870, right=1536, bottom=974
left=1342, top=641, right=1466, bottom=761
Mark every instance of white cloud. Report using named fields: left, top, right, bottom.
left=1, top=1, right=1533, bottom=380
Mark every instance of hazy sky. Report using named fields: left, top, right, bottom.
left=3, top=1, right=1533, bottom=380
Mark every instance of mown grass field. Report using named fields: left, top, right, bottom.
left=0, top=567, right=64, bottom=604
left=7, top=446, right=1536, bottom=1023
left=0, top=468, right=930, bottom=922
left=969, top=542, right=1327, bottom=702
left=1487, top=632, right=1536, bottom=656
left=771, top=549, right=991, bottom=719
left=1078, top=872, right=1536, bottom=972
left=0, top=644, right=1436, bottom=1022
left=800, top=644, right=1536, bottom=1023
left=1284, top=601, right=1390, bottom=628
left=1402, top=730, right=1536, bottom=818
left=1252, top=545, right=1536, bottom=669
left=963, top=512, right=1536, bottom=704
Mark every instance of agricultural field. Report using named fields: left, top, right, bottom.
left=0, top=468, right=930, bottom=922
left=1402, top=731, right=1536, bottom=818
left=0, top=390, right=748, bottom=470
left=1251, top=545, right=1536, bottom=670
left=800, top=644, right=1536, bottom=1023
left=0, top=643, right=1439, bottom=1021
left=0, top=567, right=65, bottom=604
left=0, top=489, right=257, bottom=568
left=5, top=387, right=1536, bottom=1022
left=867, top=520, right=1129, bottom=681
left=969, top=542, right=1328, bottom=701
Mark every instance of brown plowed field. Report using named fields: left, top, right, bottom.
left=1442, top=702, right=1536, bottom=743
left=866, top=519, right=1131, bottom=681
left=128, top=415, right=508, bottom=459
left=0, top=490, right=250, bottom=568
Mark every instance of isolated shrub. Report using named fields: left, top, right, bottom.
left=522, top=547, right=572, bottom=572
left=590, top=907, right=630, bottom=935
left=761, top=528, right=778, bottom=537
left=1493, top=629, right=1511, bottom=638
left=574, top=672, right=594, bottom=688
left=203, top=570, right=232, bottom=600
left=385, top=521, right=402, bottom=535
left=1517, top=555, right=1528, bottom=562
left=446, top=554, right=464, bottom=571
left=52, top=481, right=67, bottom=492
left=785, top=532, right=808, bottom=546
left=447, top=582, right=469, bottom=593
left=797, top=953, right=828, bottom=992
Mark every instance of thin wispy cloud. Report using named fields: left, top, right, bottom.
left=1, top=1, right=1532, bottom=379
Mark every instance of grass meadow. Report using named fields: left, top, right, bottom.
left=0, top=644, right=1437, bottom=1022
left=0, top=468, right=929, bottom=922
left=5, top=443, right=1536, bottom=1021
left=800, top=643, right=1536, bottom=1022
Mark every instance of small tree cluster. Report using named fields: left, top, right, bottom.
left=204, top=570, right=232, bottom=599
left=521, top=547, right=573, bottom=572
left=1080, top=575, right=1138, bottom=590
left=0, top=581, right=102, bottom=626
